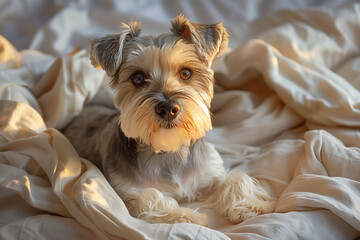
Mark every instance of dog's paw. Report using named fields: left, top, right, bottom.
left=128, top=188, right=208, bottom=226
left=175, top=208, right=208, bottom=226
left=226, top=197, right=276, bottom=224
left=210, top=172, right=277, bottom=224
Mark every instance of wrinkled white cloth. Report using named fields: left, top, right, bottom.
left=1, top=1, right=360, bottom=240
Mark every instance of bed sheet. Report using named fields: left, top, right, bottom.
left=1, top=1, right=360, bottom=239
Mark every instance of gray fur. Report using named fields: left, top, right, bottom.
left=63, top=105, right=216, bottom=202
left=171, top=14, right=229, bottom=65
left=63, top=106, right=119, bottom=171
left=90, top=21, right=142, bottom=77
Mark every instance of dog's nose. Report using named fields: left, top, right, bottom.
left=155, top=102, right=181, bottom=120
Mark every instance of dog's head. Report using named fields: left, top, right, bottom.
left=90, top=15, right=228, bottom=152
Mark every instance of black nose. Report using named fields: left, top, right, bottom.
left=155, top=102, right=181, bottom=120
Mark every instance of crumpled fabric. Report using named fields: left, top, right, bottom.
left=1, top=1, right=360, bottom=240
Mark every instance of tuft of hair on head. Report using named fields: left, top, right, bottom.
left=89, top=20, right=142, bottom=77
left=171, top=14, right=229, bottom=67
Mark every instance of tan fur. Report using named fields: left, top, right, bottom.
left=114, top=40, right=214, bottom=152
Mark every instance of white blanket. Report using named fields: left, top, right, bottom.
left=1, top=1, right=360, bottom=239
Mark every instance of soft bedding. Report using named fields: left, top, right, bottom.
left=1, top=1, right=360, bottom=239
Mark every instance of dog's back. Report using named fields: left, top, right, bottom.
left=63, top=105, right=118, bottom=170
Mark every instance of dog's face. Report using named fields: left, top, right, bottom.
left=90, top=15, right=228, bottom=152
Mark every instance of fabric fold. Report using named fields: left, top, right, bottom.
left=1, top=2, right=360, bottom=240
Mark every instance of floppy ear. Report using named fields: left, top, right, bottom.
left=171, top=14, right=229, bottom=66
left=89, top=21, right=141, bottom=76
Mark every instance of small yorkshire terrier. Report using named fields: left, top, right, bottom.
left=64, top=15, right=276, bottom=226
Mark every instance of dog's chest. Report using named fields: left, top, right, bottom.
left=136, top=143, right=203, bottom=200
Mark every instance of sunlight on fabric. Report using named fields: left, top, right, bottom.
left=356, top=202, right=360, bottom=213
left=84, top=180, right=109, bottom=207
left=271, top=56, right=278, bottom=66
left=58, top=166, right=74, bottom=180
left=0, top=101, right=46, bottom=135
left=5, top=176, right=31, bottom=193
left=292, top=43, right=315, bottom=60
left=5, top=178, right=19, bottom=187
left=0, top=35, right=22, bottom=69
left=0, top=104, right=11, bottom=123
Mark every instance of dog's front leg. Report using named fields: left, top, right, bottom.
left=125, top=188, right=208, bottom=226
left=209, top=172, right=276, bottom=224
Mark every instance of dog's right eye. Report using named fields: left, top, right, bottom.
left=131, top=71, right=147, bottom=87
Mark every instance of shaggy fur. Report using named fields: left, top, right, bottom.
left=64, top=15, right=276, bottom=226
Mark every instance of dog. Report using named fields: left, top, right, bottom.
left=63, top=15, right=276, bottom=226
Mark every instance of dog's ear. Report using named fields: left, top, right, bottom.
left=171, top=14, right=229, bottom=66
left=90, top=21, right=141, bottom=76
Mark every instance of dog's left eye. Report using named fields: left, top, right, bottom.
left=179, top=68, right=192, bottom=81
left=131, top=71, right=147, bottom=87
